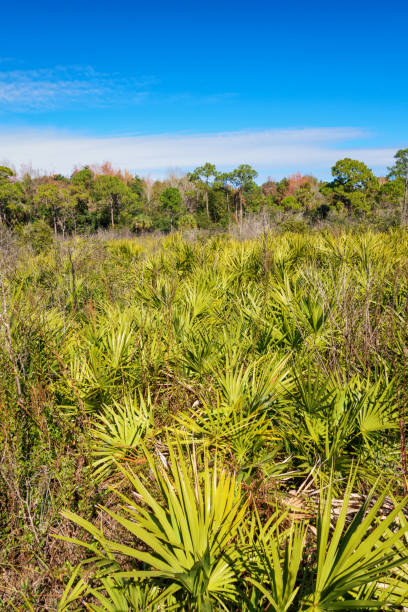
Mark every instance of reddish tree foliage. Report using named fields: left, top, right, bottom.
left=286, top=172, right=309, bottom=196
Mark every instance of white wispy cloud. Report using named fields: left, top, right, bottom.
left=0, top=65, right=153, bottom=110
left=0, top=64, right=235, bottom=111
left=0, top=127, right=397, bottom=178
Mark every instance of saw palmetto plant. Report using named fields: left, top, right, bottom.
left=2, top=228, right=408, bottom=609
left=58, top=440, right=248, bottom=610
left=58, top=449, right=408, bottom=610
left=90, top=392, right=154, bottom=481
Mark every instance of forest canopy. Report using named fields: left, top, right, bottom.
left=0, top=149, right=407, bottom=239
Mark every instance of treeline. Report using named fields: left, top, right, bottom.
left=0, top=150, right=407, bottom=242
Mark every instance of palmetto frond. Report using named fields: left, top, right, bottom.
left=91, top=392, right=154, bottom=481
left=60, top=440, right=248, bottom=610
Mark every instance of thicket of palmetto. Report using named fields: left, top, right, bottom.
left=1, top=228, right=408, bottom=609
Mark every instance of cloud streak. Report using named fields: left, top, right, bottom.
left=0, top=65, right=153, bottom=110
left=0, top=127, right=397, bottom=178
left=0, top=64, right=235, bottom=112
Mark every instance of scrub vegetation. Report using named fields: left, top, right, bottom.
left=0, top=148, right=407, bottom=237
left=1, top=166, right=408, bottom=608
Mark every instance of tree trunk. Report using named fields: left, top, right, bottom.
left=403, top=173, right=408, bottom=224
left=110, top=198, right=115, bottom=228
left=205, top=190, right=209, bottom=219
left=53, top=211, right=57, bottom=234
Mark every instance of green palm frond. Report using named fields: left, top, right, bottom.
left=60, top=440, right=248, bottom=610
left=91, top=392, right=154, bottom=481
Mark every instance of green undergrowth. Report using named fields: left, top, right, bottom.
left=1, top=228, right=408, bottom=609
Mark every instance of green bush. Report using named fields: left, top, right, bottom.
left=20, top=219, right=55, bottom=253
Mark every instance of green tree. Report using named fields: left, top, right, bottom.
left=387, top=148, right=408, bottom=222
left=324, top=158, right=379, bottom=214
left=34, top=183, right=63, bottom=234
left=188, top=163, right=219, bottom=219
left=208, top=188, right=228, bottom=223
left=129, top=174, right=146, bottom=199
left=93, top=175, right=129, bottom=228
left=218, top=172, right=234, bottom=214
left=69, top=184, right=91, bottom=231
left=230, top=164, right=258, bottom=222
left=160, top=186, right=183, bottom=230
left=159, top=186, right=183, bottom=213
left=331, top=158, right=377, bottom=190
left=377, top=179, right=404, bottom=209
left=71, top=166, right=94, bottom=190
left=58, top=188, right=77, bottom=237
left=0, top=167, right=24, bottom=225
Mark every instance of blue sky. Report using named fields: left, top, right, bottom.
left=0, top=0, right=407, bottom=180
